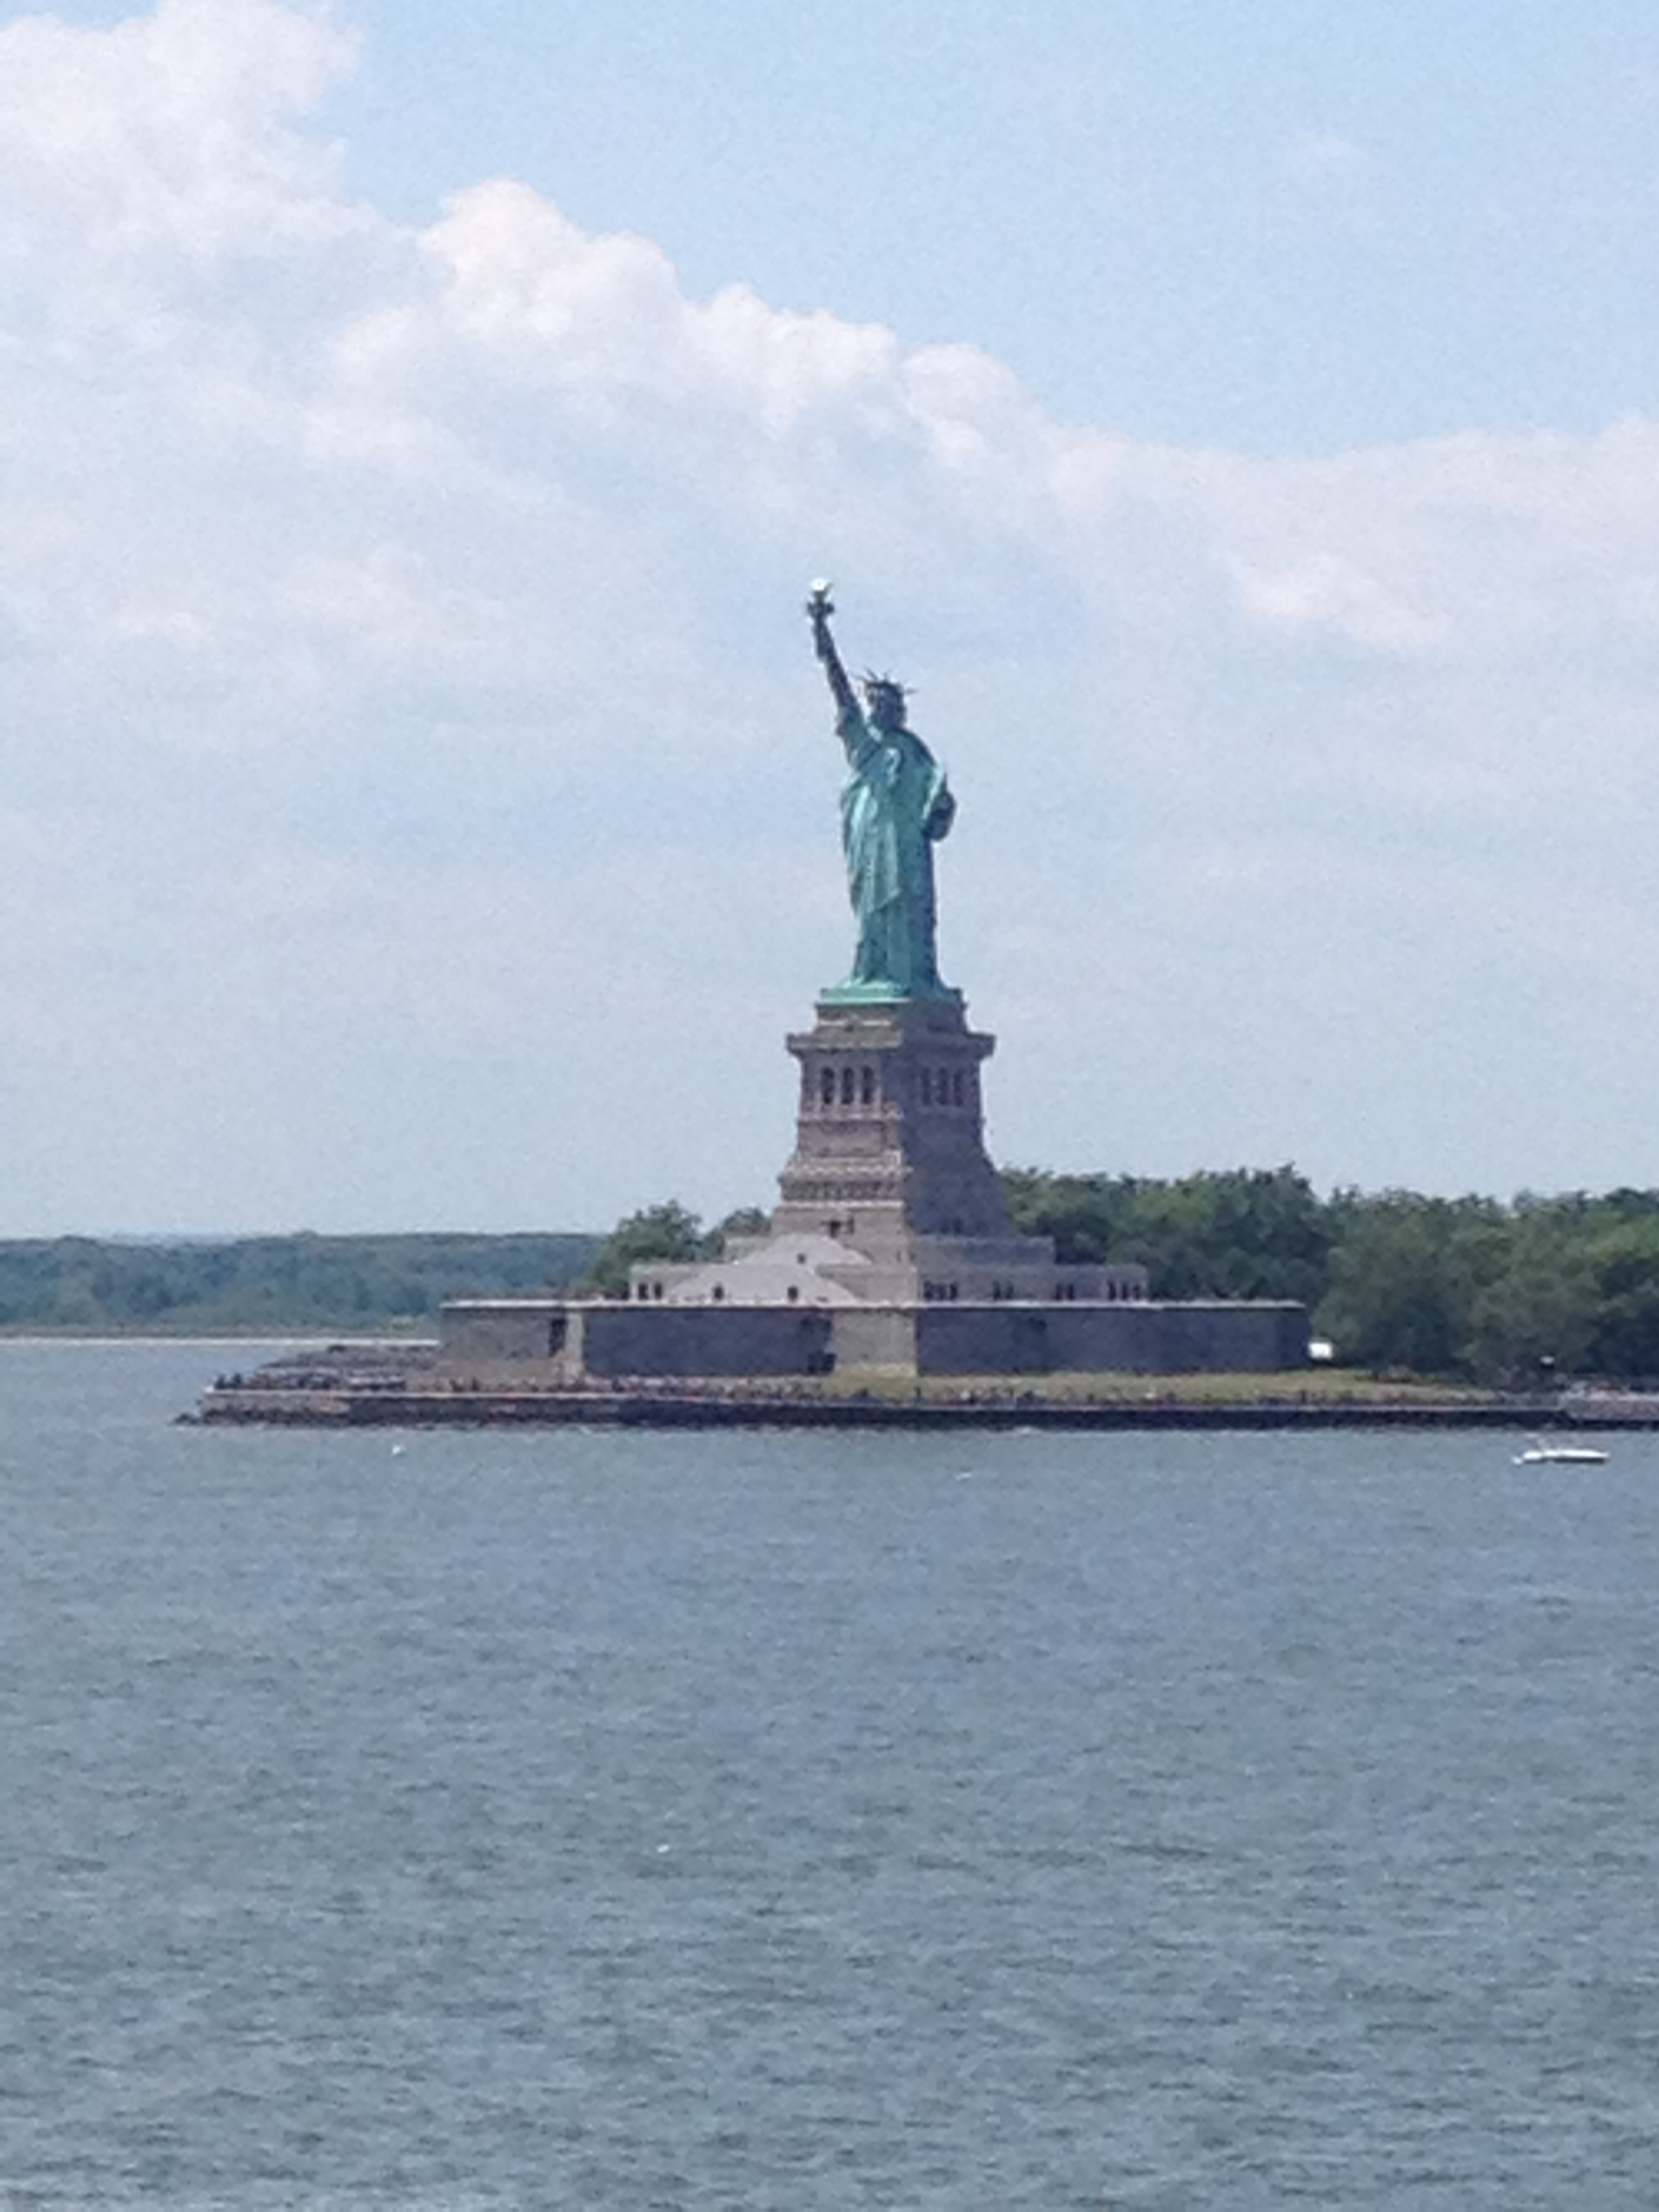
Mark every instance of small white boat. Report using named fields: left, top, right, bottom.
left=1513, top=1437, right=1610, bottom=1466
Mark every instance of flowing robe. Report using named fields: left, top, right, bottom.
left=837, top=703, right=956, bottom=998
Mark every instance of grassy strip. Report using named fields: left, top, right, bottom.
left=790, top=1368, right=1498, bottom=1407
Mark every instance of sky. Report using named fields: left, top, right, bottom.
left=7, top=0, right=1659, bottom=1233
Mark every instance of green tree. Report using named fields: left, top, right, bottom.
left=1317, top=1193, right=1507, bottom=1376
left=703, top=1206, right=771, bottom=1257
left=1462, top=1214, right=1599, bottom=1384
left=1003, top=1170, right=1134, bottom=1264
left=1004, top=1164, right=1330, bottom=1302
left=1120, top=1167, right=1331, bottom=1301
left=1585, top=1215, right=1659, bottom=1379
left=581, top=1202, right=706, bottom=1298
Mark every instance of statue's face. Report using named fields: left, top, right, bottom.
left=867, top=687, right=905, bottom=733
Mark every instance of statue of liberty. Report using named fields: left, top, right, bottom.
left=806, top=583, right=958, bottom=1002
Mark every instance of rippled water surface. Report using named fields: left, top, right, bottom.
left=3, top=1343, right=1658, bottom=2207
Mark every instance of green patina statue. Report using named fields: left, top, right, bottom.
left=807, top=582, right=958, bottom=1004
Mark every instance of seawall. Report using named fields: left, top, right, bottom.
left=191, top=1384, right=1659, bottom=1433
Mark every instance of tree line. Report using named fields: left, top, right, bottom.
left=1015, top=1169, right=1659, bottom=1383
left=14, top=1177, right=1659, bottom=1380
left=0, top=1232, right=598, bottom=1334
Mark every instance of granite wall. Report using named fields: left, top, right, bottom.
left=438, top=1297, right=1309, bottom=1380
left=911, top=1300, right=1309, bottom=1375
left=583, top=1305, right=836, bottom=1378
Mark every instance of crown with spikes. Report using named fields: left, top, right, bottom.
left=859, top=670, right=908, bottom=710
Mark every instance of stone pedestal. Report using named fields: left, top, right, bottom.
left=774, top=995, right=1010, bottom=1261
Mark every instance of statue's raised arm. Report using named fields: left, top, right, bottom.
left=806, top=581, right=860, bottom=728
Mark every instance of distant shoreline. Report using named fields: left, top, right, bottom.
left=0, top=1332, right=413, bottom=1347
left=0, top=1230, right=599, bottom=1343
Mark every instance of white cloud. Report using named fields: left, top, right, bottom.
left=1228, top=548, right=1448, bottom=655
left=4, top=0, right=1659, bottom=1229
left=0, top=0, right=360, bottom=272
left=1284, top=131, right=1364, bottom=180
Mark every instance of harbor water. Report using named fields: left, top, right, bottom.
left=3, top=1342, right=1657, bottom=2207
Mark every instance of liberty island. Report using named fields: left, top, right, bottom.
left=202, top=589, right=1307, bottom=1420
